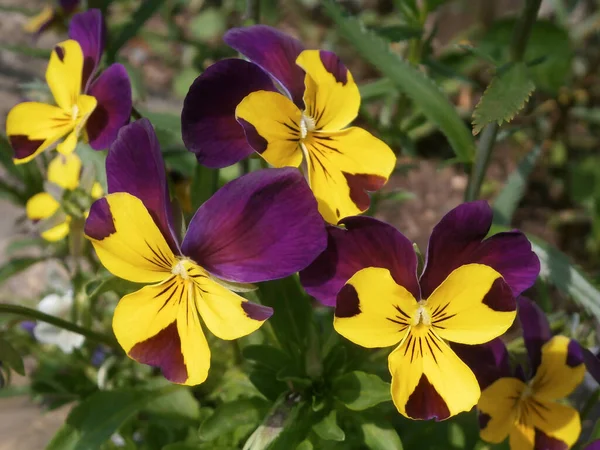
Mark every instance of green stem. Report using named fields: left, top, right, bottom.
left=244, top=0, right=261, bottom=25
left=464, top=0, right=542, bottom=202
left=0, top=304, right=119, bottom=349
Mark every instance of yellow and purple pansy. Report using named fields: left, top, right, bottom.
left=26, top=152, right=102, bottom=242
left=299, top=201, right=540, bottom=420
left=7, top=9, right=131, bottom=164
left=459, top=297, right=586, bottom=450
left=24, top=0, right=79, bottom=36
left=181, top=25, right=396, bottom=224
left=84, top=119, right=327, bottom=386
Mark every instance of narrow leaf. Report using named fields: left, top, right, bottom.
left=0, top=336, right=25, bottom=376
left=324, top=1, right=475, bottom=162
left=332, top=371, right=391, bottom=411
left=472, top=62, right=535, bottom=135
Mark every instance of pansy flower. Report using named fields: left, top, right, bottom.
left=463, top=297, right=585, bottom=450
left=24, top=0, right=79, bottom=36
left=26, top=152, right=103, bottom=241
left=182, top=25, right=396, bottom=224
left=84, top=119, right=326, bottom=385
left=7, top=9, right=131, bottom=164
left=299, top=201, right=540, bottom=419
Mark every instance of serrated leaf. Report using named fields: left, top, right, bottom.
left=492, top=145, right=542, bottom=225
left=332, top=371, right=391, bottom=411
left=323, top=1, right=475, bottom=162
left=312, top=409, right=345, bottom=442
left=0, top=336, right=25, bottom=376
left=472, top=63, right=535, bottom=135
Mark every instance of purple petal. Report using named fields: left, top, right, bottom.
left=181, top=59, right=276, bottom=168
left=106, top=119, right=180, bottom=253
left=60, top=0, right=80, bottom=12
left=181, top=168, right=326, bottom=283
left=86, top=63, right=132, bottom=150
left=517, top=296, right=551, bottom=377
left=534, top=430, right=570, bottom=450
left=586, top=441, right=600, bottom=450
left=419, top=201, right=540, bottom=298
left=583, top=348, right=600, bottom=384
left=84, top=197, right=115, bottom=240
left=68, top=9, right=105, bottom=91
left=300, top=216, right=420, bottom=307
left=224, top=25, right=306, bottom=108
left=452, top=338, right=511, bottom=390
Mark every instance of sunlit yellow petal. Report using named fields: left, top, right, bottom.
left=478, top=377, right=525, bottom=443
left=24, top=6, right=54, bottom=33
left=85, top=193, right=175, bottom=283
left=426, top=264, right=516, bottom=345
left=509, top=422, right=535, bottom=450
left=91, top=182, right=103, bottom=199
left=6, top=102, right=74, bottom=164
left=26, top=192, right=59, bottom=221
left=530, top=336, right=585, bottom=401
left=46, top=40, right=84, bottom=111
left=235, top=90, right=303, bottom=167
left=529, top=400, right=581, bottom=449
left=296, top=49, right=360, bottom=131
left=388, top=325, right=480, bottom=420
left=47, top=153, right=81, bottom=190
left=333, top=267, right=416, bottom=349
left=41, top=218, right=70, bottom=242
left=304, top=127, right=395, bottom=223
left=56, top=94, right=97, bottom=155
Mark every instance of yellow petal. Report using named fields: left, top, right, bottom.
left=56, top=94, right=97, bottom=155
left=235, top=90, right=303, bottom=168
left=192, top=266, right=271, bottom=340
left=388, top=326, right=480, bottom=420
left=85, top=193, right=176, bottom=283
left=24, top=6, right=54, bottom=33
left=333, top=267, right=417, bottom=349
left=26, top=192, right=59, bottom=221
left=91, top=182, right=104, bottom=199
left=48, top=153, right=81, bottom=190
left=478, top=377, right=525, bottom=443
left=530, top=336, right=585, bottom=401
left=46, top=40, right=84, bottom=111
left=304, top=127, right=395, bottom=223
left=296, top=49, right=360, bottom=131
left=508, top=422, right=535, bottom=450
left=528, top=400, right=581, bottom=449
left=41, top=218, right=71, bottom=242
left=6, top=102, right=74, bottom=164
left=426, top=264, right=517, bottom=345
left=113, top=278, right=211, bottom=386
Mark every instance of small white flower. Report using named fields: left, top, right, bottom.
left=33, top=289, right=84, bottom=354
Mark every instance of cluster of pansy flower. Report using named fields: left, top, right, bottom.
left=24, top=0, right=80, bottom=36
left=7, top=13, right=599, bottom=447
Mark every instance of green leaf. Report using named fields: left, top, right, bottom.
left=492, top=145, right=541, bottom=225
left=472, top=63, right=535, bottom=135
left=0, top=257, right=46, bottom=286
left=47, top=386, right=179, bottom=450
left=359, top=79, right=395, bottom=100
left=199, top=398, right=268, bottom=442
left=361, top=420, right=403, bottom=450
left=143, top=380, right=200, bottom=421
left=0, top=336, right=25, bottom=376
left=324, top=1, right=475, bottom=162
left=332, top=371, right=391, bottom=411
left=190, top=164, right=218, bottom=210
left=86, top=275, right=142, bottom=301
left=0, top=44, right=51, bottom=59
left=242, top=345, right=291, bottom=372
left=371, top=25, right=422, bottom=42
left=77, top=142, right=107, bottom=192
left=312, top=409, right=345, bottom=442
left=107, top=0, right=166, bottom=62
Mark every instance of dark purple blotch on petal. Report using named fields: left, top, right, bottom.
left=478, top=412, right=491, bottom=430
left=482, top=278, right=516, bottom=312
left=181, top=59, right=277, bottom=168
left=319, top=50, right=348, bottom=85
left=242, top=302, right=273, bottom=321
left=335, top=284, right=361, bottom=318
left=566, top=340, right=584, bottom=368
left=87, top=63, right=132, bottom=150
left=237, top=118, right=268, bottom=154
left=343, top=172, right=387, bottom=213
left=452, top=338, right=511, bottom=390
left=534, top=428, right=569, bottom=450
left=224, top=25, right=306, bottom=108
left=54, top=45, right=65, bottom=61
left=129, top=321, right=187, bottom=384
left=583, top=348, right=600, bottom=384
left=85, top=197, right=115, bottom=240
left=517, top=297, right=551, bottom=378
left=9, top=135, right=44, bottom=160
left=405, top=374, right=451, bottom=421
left=300, top=216, right=420, bottom=307
left=106, top=119, right=179, bottom=253
left=68, top=9, right=105, bottom=90
left=182, top=168, right=326, bottom=284
left=420, top=201, right=540, bottom=298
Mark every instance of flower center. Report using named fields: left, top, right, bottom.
left=300, top=113, right=316, bottom=139
left=412, top=300, right=431, bottom=327
left=71, top=104, right=79, bottom=121
left=171, top=258, right=190, bottom=280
